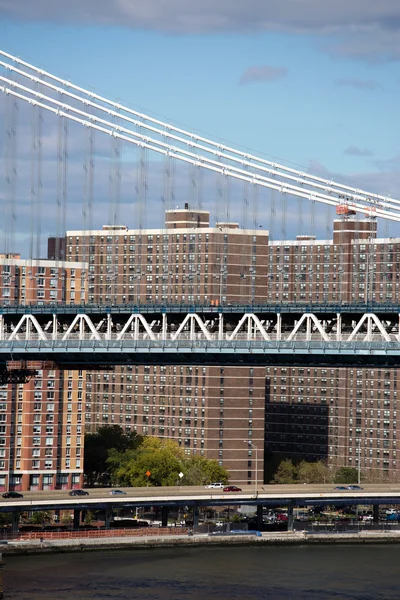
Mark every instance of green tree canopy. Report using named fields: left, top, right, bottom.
left=84, top=425, right=143, bottom=486
left=184, top=455, right=229, bottom=486
left=107, top=437, right=230, bottom=487
left=297, top=461, right=330, bottom=484
left=271, top=459, right=297, bottom=484
left=334, top=466, right=359, bottom=484
left=271, top=459, right=330, bottom=484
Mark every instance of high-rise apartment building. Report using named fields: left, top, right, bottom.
left=48, top=206, right=400, bottom=483
left=0, top=255, right=87, bottom=491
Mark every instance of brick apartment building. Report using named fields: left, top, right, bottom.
left=0, top=255, right=87, bottom=491
left=47, top=205, right=400, bottom=484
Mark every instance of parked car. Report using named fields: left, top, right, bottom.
left=276, top=513, right=288, bottom=521
left=386, top=513, right=400, bottom=521
left=205, top=482, right=224, bottom=489
left=347, top=485, right=364, bottom=490
left=2, top=491, right=23, bottom=499
left=109, top=489, right=127, bottom=496
left=223, top=485, right=242, bottom=492
left=69, top=489, right=89, bottom=496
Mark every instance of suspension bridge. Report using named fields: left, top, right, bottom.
left=0, top=50, right=399, bottom=366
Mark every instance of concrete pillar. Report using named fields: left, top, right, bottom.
left=287, top=501, right=294, bottom=531
left=256, top=504, right=263, bottom=530
left=161, top=506, right=169, bottom=527
left=11, top=510, right=20, bottom=536
left=73, top=509, right=81, bottom=530
left=193, top=506, right=199, bottom=527
left=104, top=508, right=113, bottom=530
left=373, top=504, right=380, bottom=524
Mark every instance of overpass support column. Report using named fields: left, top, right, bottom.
left=161, top=506, right=169, bottom=527
left=256, top=505, right=263, bottom=530
left=0, top=553, right=4, bottom=599
left=11, top=510, right=20, bottom=537
left=104, top=508, right=113, bottom=530
left=373, top=504, right=380, bottom=524
left=73, top=509, right=81, bottom=530
left=287, top=501, right=295, bottom=531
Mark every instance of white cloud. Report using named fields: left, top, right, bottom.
left=1, top=0, right=400, bottom=60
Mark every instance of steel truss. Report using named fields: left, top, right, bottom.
left=1, top=50, right=400, bottom=221
left=1, top=311, right=399, bottom=344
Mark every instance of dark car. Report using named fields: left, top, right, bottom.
left=2, top=491, right=23, bottom=499
left=69, top=489, right=89, bottom=496
left=334, top=486, right=348, bottom=491
left=109, top=489, right=127, bottom=496
left=347, top=485, right=363, bottom=490
left=223, top=485, right=242, bottom=492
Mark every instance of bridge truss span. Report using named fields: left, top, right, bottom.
left=1, top=307, right=400, bottom=346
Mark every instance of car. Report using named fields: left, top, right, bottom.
left=69, top=489, right=89, bottom=496
left=205, top=482, right=224, bottom=489
left=334, top=486, right=348, bottom=491
left=347, top=485, right=364, bottom=490
left=109, top=489, right=127, bottom=496
left=223, top=485, right=242, bottom=492
left=276, top=513, right=288, bottom=522
left=2, top=491, right=23, bottom=499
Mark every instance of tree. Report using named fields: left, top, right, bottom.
left=297, top=461, right=330, bottom=484
left=184, top=455, right=229, bottom=486
left=108, top=437, right=185, bottom=487
left=271, top=459, right=297, bottom=484
left=84, top=425, right=143, bottom=486
left=107, top=436, right=230, bottom=487
left=29, top=511, right=51, bottom=525
left=334, top=467, right=359, bottom=484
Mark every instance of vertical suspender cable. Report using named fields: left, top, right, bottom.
left=9, top=92, right=18, bottom=259
left=82, top=117, right=89, bottom=275
left=29, top=102, right=37, bottom=267
left=0, top=89, right=6, bottom=254
left=55, top=99, right=63, bottom=274
left=240, top=178, right=249, bottom=303
left=36, top=83, right=43, bottom=262
left=3, top=85, right=12, bottom=256
left=251, top=182, right=259, bottom=303
left=113, top=130, right=122, bottom=303
left=61, top=113, right=69, bottom=296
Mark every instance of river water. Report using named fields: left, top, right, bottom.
left=5, top=544, right=400, bottom=599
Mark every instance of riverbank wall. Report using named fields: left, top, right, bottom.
left=3, top=529, right=400, bottom=556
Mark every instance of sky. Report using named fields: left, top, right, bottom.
left=0, top=1, right=399, bottom=254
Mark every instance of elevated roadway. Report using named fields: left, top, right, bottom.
left=2, top=484, right=400, bottom=513
left=1, top=303, right=400, bottom=367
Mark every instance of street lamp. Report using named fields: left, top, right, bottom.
left=244, top=440, right=258, bottom=496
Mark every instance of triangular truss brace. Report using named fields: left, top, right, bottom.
left=347, top=313, right=391, bottom=342
left=286, top=314, right=329, bottom=342
left=227, top=313, right=270, bottom=341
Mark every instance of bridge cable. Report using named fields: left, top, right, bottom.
left=2, top=75, right=400, bottom=223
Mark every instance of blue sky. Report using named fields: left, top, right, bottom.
left=0, top=1, right=399, bottom=252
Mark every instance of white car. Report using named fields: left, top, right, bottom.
left=205, top=482, right=224, bottom=489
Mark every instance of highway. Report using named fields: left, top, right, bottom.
left=2, top=484, right=400, bottom=512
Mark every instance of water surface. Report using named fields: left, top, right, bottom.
left=6, top=544, right=400, bottom=599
